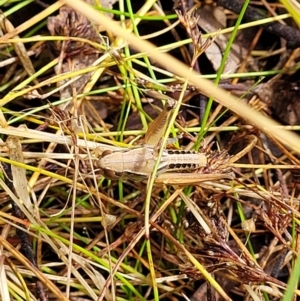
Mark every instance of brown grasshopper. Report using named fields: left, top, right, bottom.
left=97, top=147, right=208, bottom=180
left=94, top=99, right=229, bottom=182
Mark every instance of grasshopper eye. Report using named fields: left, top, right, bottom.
left=101, top=150, right=113, bottom=157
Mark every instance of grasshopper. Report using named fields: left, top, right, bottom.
left=97, top=147, right=208, bottom=180
left=95, top=99, right=215, bottom=181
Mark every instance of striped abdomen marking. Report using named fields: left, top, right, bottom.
left=163, top=149, right=207, bottom=172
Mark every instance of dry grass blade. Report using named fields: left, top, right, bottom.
left=0, top=256, right=10, bottom=301
left=0, top=2, right=64, bottom=40
left=6, top=136, right=32, bottom=211
left=0, top=235, right=68, bottom=301
left=0, top=14, right=38, bottom=86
